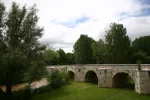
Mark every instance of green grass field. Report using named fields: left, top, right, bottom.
left=30, top=82, right=150, bottom=100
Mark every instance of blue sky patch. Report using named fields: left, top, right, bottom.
left=51, top=16, right=90, bottom=28
left=139, top=0, right=150, bottom=5
left=138, top=8, right=150, bottom=17
left=118, top=0, right=150, bottom=21
left=138, top=0, right=150, bottom=16
left=118, top=8, right=150, bottom=21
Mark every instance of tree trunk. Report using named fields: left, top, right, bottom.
left=6, top=70, right=13, bottom=100
left=28, top=81, right=32, bottom=88
left=6, top=82, right=12, bottom=100
left=0, top=88, right=5, bottom=99
left=27, top=77, right=34, bottom=89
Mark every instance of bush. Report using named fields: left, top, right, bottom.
left=144, top=56, right=150, bottom=64
left=13, top=84, right=52, bottom=100
left=47, top=67, right=69, bottom=88
left=13, top=87, right=32, bottom=100
left=10, top=67, right=70, bottom=100
left=133, top=52, right=146, bottom=63
left=32, top=84, right=52, bottom=95
left=0, top=88, right=5, bottom=100
left=137, top=60, right=142, bottom=70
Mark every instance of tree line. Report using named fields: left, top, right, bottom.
left=74, top=23, right=150, bottom=64
left=45, top=23, right=150, bottom=65
left=43, top=48, right=75, bottom=65
left=0, top=1, right=150, bottom=100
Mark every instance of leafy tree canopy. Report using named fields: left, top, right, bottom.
left=132, top=36, right=150, bottom=56
left=0, top=2, right=46, bottom=99
left=57, top=49, right=67, bottom=65
left=43, top=49, right=60, bottom=65
left=73, top=34, right=96, bottom=64
left=104, top=23, right=131, bottom=64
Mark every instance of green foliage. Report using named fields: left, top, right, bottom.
left=13, top=87, right=32, bottom=100
left=0, top=88, right=5, bottom=100
left=92, top=39, right=106, bottom=64
left=43, top=49, right=60, bottom=65
left=47, top=67, right=69, bottom=88
left=104, top=23, right=131, bottom=63
left=137, top=60, right=142, bottom=70
left=132, top=36, right=150, bottom=64
left=0, top=2, right=46, bottom=98
left=57, top=49, right=67, bottom=65
left=32, top=85, right=52, bottom=95
left=132, top=36, right=150, bottom=56
left=133, top=52, right=146, bottom=63
left=43, top=48, right=75, bottom=65
left=13, top=84, right=52, bottom=100
left=73, top=34, right=96, bottom=64
left=144, top=56, right=150, bottom=64
left=66, top=53, right=75, bottom=64
left=24, top=59, right=47, bottom=87
left=1, top=48, right=27, bottom=84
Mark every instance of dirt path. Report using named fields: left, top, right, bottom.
left=0, top=78, right=48, bottom=92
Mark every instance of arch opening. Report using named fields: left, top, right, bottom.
left=113, top=72, right=134, bottom=90
left=67, top=71, right=75, bottom=81
left=85, top=71, right=98, bottom=84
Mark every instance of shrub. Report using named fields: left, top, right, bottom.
left=12, top=67, right=70, bottom=100
left=144, top=56, right=150, bottom=64
left=13, top=84, right=52, bottom=100
left=137, top=60, right=142, bottom=70
left=47, top=67, right=69, bottom=88
left=32, top=84, right=52, bottom=95
left=0, top=88, right=5, bottom=100
left=13, top=87, right=32, bottom=100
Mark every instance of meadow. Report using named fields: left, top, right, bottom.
left=30, top=82, right=150, bottom=100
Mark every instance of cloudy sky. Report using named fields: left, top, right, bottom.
left=4, top=0, right=150, bottom=52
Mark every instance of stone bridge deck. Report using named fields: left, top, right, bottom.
left=47, top=64, right=150, bottom=94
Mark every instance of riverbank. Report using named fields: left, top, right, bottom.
left=0, top=78, right=48, bottom=92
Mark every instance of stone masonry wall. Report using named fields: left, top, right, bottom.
left=47, top=64, right=150, bottom=94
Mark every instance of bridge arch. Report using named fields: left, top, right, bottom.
left=112, top=72, right=135, bottom=89
left=67, top=71, right=75, bottom=81
left=85, top=70, right=98, bottom=84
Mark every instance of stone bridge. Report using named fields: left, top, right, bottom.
left=47, top=64, right=150, bottom=94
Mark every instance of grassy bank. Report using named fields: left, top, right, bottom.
left=30, top=82, right=150, bottom=100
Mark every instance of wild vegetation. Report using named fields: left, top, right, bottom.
left=73, top=23, right=150, bottom=64
left=0, top=2, right=47, bottom=100
left=30, top=82, right=150, bottom=100
left=43, top=23, right=150, bottom=65
left=0, top=1, right=150, bottom=100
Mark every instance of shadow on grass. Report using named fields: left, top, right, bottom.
left=116, top=83, right=135, bottom=90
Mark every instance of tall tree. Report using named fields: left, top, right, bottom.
left=57, top=49, right=67, bottom=65
left=132, top=36, right=150, bottom=63
left=145, top=56, right=150, bottom=64
left=92, top=39, right=106, bottom=64
left=43, top=49, right=60, bottom=65
left=0, top=2, right=46, bottom=99
left=73, top=34, right=96, bottom=64
left=66, top=53, right=75, bottom=64
left=104, top=23, right=131, bottom=64
left=132, top=36, right=150, bottom=56
left=132, top=51, right=146, bottom=63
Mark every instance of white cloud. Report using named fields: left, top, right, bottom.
left=3, top=0, right=150, bottom=52
left=119, top=16, right=150, bottom=40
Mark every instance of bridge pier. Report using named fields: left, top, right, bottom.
left=47, top=64, right=150, bottom=94
left=135, top=71, right=150, bottom=94
left=98, top=68, right=112, bottom=88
